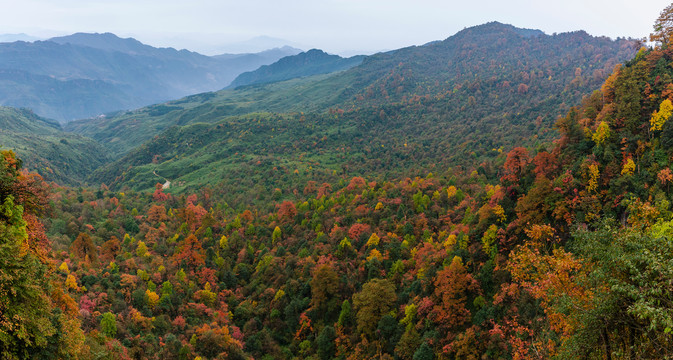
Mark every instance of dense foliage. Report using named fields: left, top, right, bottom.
left=0, top=150, right=85, bottom=359
left=34, top=40, right=673, bottom=357
left=83, top=24, right=637, bottom=210
left=5, top=15, right=673, bottom=360
left=0, top=107, right=110, bottom=185
left=68, top=22, right=636, bottom=158
left=228, top=49, right=364, bottom=89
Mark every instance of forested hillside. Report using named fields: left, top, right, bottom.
left=0, top=107, right=109, bottom=184
left=35, top=35, right=673, bottom=357
left=67, top=22, right=636, bottom=159
left=228, top=49, right=364, bottom=88
left=4, top=10, right=673, bottom=359
left=0, top=150, right=85, bottom=359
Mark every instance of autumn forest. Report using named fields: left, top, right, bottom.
left=3, top=4, right=673, bottom=360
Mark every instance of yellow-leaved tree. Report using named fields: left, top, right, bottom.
left=651, top=99, right=673, bottom=131
left=0, top=151, right=84, bottom=359
left=592, top=121, right=611, bottom=145
left=621, top=158, right=636, bottom=176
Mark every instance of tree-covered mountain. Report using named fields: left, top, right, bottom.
left=8, top=5, right=673, bottom=357
left=0, top=34, right=300, bottom=122
left=80, top=23, right=637, bottom=197
left=0, top=107, right=109, bottom=184
left=24, top=29, right=673, bottom=358
left=64, top=74, right=346, bottom=157
left=228, top=49, right=364, bottom=88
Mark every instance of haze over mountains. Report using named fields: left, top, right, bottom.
left=0, top=33, right=42, bottom=42
left=5, top=10, right=673, bottom=359
left=0, top=33, right=301, bottom=122
left=0, top=22, right=638, bottom=190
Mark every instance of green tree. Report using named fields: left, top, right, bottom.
left=0, top=196, right=55, bottom=359
left=311, top=264, right=340, bottom=320
left=353, top=278, right=396, bottom=338
left=396, top=327, right=422, bottom=360
left=338, top=300, right=353, bottom=327
left=377, top=314, right=402, bottom=353
left=136, top=240, right=149, bottom=257
left=0, top=152, right=83, bottom=359
left=101, top=312, right=117, bottom=337
left=561, top=220, right=673, bottom=358
left=316, top=325, right=336, bottom=360
left=413, top=342, right=434, bottom=360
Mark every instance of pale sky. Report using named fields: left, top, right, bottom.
left=0, top=0, right=669, bottom=55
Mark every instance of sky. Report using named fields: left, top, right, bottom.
left=0, top=0, right=670, bottom=55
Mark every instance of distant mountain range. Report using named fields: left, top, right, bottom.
left=0, top=33, right=301, bottom=122
left=213, top=35, right=307, bottom=54
left=228, top=49, right=364, bottom=88
left=0, top=33, right=42, bottom=42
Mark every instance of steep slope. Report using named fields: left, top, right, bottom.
left=469, top=41, right=673, bottom=359
left=0, top=107, right=109, bottom=184
left=0, top=151, right=85, bottom=360
left=0, top=34, right=300, bottom=121
left=64, top=73, right=350, bottom=156
left=45, top=39, right=673, bottom=360
left=228, top=49, right=364, bottom=88
left=82, top=23, right=637, bottom=196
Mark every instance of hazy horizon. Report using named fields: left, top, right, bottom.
left=0, top=0, right=670, bottom=56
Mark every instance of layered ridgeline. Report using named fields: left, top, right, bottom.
left=34, top=36, right=673, bottom=359
left=81, top=23, right=637, bottom=203
left=228, top=49, right=365, bottom=88
left=69, top=23, right=637, bottom=157
left=0, top=107, right=109, bottom=184
left=0, top=33, right=300, bottom=121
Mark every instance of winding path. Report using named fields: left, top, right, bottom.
left=153, top=170, right=171, bottom=189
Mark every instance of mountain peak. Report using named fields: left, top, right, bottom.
left=452, top=21, right=545, bottom=39
left=49, top=32, right=149, bottom=54
left=228, top=48, right=363, bottom=88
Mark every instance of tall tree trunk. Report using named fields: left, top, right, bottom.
left=602, top=328, right=612, bottom=360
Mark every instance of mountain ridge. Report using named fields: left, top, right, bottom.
left=0, top=33, right=301, bottom=121
left=228, top=49, right=364, bottom=88
left=79, top=23, right=637, bottom=200
left=67, top=22, right=637, bottom=161
left=0, top=106, right=109, bottom=184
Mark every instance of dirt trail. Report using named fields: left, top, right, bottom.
left=153, top=170, right=171, bottom=189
